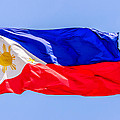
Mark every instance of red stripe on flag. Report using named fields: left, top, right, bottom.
left=0, top=62, right=120, bottom=96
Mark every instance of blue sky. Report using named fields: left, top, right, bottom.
left=0, top=0, right=120, bottom=120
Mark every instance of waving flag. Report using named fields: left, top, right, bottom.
left=0, top=28, right=120, bottom=96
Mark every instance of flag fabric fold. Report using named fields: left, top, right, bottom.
left=0, top=27, right=120, bottom=96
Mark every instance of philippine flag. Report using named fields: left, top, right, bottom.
left=0, top=28, right=120, bottom=96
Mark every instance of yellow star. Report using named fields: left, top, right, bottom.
left=28, top=58, right=35, bottom=63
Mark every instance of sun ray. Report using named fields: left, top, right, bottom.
left=10, top=64, right=16, bottom=70
left=5, top=66, right=7, bottom=71
left=0, top=51, right=2, bottom=56
left=3, top=44, right=7, bottom=52
left=12, top=64, right=16, bottom=70
left=2, top=66, right=6, bottom=73
left=12, top=54, right=15, bottom=60
left=8, top=45, right=11, bottom=53
left=10, top=65, right=14, bottom=70
left=12, top=64, right=16, bottom=67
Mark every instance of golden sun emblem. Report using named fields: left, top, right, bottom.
left=0, top=44, right=16, bottom=73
